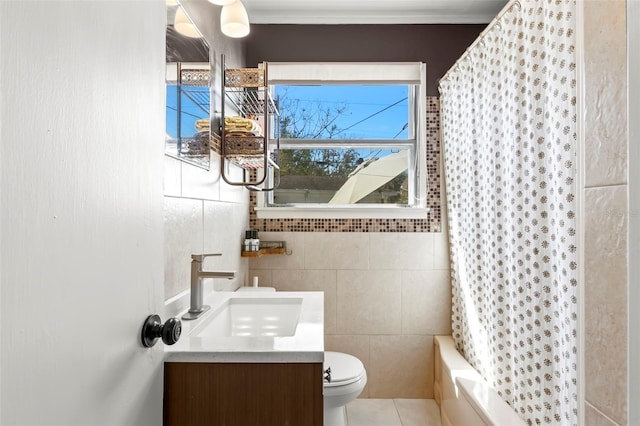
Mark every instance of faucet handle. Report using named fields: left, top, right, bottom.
left=191, top=253, right=222, bottom=262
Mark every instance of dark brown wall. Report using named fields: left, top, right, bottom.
left=245, top=24, right=486, bottom=96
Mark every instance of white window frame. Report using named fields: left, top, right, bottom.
left=255, top=62, right=429, bottom=219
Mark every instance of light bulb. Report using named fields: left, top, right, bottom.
left=220, top=0, right=250, bottom=38
left=208, top=0, right=236, bottom=5
left=174, top=6, right=201, bottom=38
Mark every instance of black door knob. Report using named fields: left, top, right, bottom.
left=161, top=317, right=182, bottom=345
left=141, top=314, right=182, bottom=348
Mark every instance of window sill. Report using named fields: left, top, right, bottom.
left=254, top=206, right=430, bottom=219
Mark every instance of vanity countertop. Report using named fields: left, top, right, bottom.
left=164, top=291, right=324, bottom=363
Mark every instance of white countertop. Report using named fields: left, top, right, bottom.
left=164, top=291, right=324, bottom=363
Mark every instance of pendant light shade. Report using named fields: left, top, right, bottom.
left=208, top=0, right=236, bottom=5
left=174, top=6, right=201, bottom=38
left=220, top=0, right=250, bottom=38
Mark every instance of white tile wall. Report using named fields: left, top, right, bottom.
left=401, top=270, right=451, bottom=335
left=584, top=0, right=627, bottom=188
left=583, top=1, right=629, bottom=424
left=337, top=270, right=402, bottom=335
left=249, top=231, right=451, bottom=398
left=164, top=197, right=204, bottom=299
left=181, top=161, right=221, bottom=201
left=305, top=233, right=370, bottom=270
left=164, top=157, right=250, bottom=305
left=370, top=233, right=435, bottom=270
left=369, top=335, right=433, bottom=398
left=164, top=155, right=182, bottom=197
left=203, top=201, right=248, bottom=291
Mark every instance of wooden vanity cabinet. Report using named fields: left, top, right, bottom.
left=163, top=362, right=323, bottom=426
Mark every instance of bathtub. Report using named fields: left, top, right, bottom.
left=434, top=336, right=526, bottom=426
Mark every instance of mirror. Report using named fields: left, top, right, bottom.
left=165, top=5, right=212, bottom=170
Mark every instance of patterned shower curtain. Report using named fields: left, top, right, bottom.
left=439, top=0, right=577, bottom=424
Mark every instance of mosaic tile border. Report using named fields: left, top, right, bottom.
left=248, top=96, right=442, bottom=233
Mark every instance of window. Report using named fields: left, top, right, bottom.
left=257, top=62, right=428, bottom=219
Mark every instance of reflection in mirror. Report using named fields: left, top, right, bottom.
left=165, top=5, right=212, bottom=170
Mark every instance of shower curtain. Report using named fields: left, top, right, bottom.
left=439, top=0, right=577, bottom=424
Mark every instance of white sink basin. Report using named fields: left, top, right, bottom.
left=165, top=291, right=324, bottom=363
left=195, top=297, right=303, bottom=338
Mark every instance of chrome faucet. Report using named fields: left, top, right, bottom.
left=182, top=254, right=235, bottom=321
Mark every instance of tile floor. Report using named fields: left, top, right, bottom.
left=345, top=399, right=442, bottom=426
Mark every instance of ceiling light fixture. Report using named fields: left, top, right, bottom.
left=208, top=0, right=236, bottom=5
left=220, top=0, right=250, bottom=38
left=174, top=6, right=202, bottom=38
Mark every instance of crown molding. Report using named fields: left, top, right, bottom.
left=242, top=0, right=507, bottom=24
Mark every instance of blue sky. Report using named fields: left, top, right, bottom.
left=275, top=85, right=409, bottom=140
left=166, top=85, right=209, bottom=138
left=166, top=83, right=410, bottom=152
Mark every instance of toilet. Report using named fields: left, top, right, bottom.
left=323, top=351, right=367, bottom=426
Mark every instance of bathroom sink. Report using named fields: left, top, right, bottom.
left=165, top=291, right=323, bottom=363
left=195, top=297, right=303, bottom=338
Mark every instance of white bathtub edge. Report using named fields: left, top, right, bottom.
left=456, top=377, right=526, bottom=426
left=434, top=335, right=526, bottom=426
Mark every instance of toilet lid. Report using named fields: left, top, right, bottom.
left=323, top=351, right=365, bottom=387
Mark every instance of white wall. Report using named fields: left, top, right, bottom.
left=0, top=4, right=3, bottom=421
left=0, top=1, right=165, bottom=425
left=628, top=1, right=639, bottom=423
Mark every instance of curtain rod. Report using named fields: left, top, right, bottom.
left=439, top=0, right=522, bottom=87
